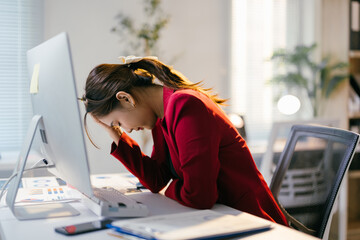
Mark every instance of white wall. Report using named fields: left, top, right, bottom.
left=43, top=0, right=230, bottom=174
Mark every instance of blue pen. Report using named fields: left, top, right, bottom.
left=106, top=224, right=157, bottom=240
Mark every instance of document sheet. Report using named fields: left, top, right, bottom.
left=109, top=209, right=272, bottom=240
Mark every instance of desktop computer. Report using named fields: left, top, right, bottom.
left=5, top=32, right=148, bottom=220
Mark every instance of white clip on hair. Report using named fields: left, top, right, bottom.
left=118, top=55, right=158, bottom=65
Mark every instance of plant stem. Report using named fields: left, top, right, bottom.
left=145, top=39, right=150, bottom=56
left=313, top=72, right=317, bottom=117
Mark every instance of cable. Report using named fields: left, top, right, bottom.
left=0, top=174, right=17, bottom=204
left=0, top=158, right=54, bottom=203
left=0, top=165, right=50, bottom=203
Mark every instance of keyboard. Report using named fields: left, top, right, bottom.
left=93, top=187, right=137, bottom=205
left=82, top=186, right=149, bottom=217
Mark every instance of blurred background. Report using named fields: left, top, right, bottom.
left=1, top=0, right=360, bottom=239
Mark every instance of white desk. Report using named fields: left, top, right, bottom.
left=0, top=176, right=320, bottom=240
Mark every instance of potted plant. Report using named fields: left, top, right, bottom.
left=111, top=0, right=170, bottom=56
left=269, top=43, right=348, bottom=117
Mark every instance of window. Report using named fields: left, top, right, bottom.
left=0, top=0, right=43, bottom=157
left=230, top=0, right=317, bottom=146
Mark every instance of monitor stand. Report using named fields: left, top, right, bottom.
left=5, top=115, right=80, bottom=220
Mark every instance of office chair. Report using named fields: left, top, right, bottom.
left=270, top=125, right=359, bottom=239
left=260, top=119, right=339, bottom=185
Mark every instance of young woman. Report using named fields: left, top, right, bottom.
left=81, top=56, right=287, bottom=226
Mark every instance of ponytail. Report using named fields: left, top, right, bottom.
left=130, top=58, right=227, bottom=105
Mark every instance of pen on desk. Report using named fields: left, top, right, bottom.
left=107, top=232, right=127, bottom=239
left=106, top=224, right=156, bottom=240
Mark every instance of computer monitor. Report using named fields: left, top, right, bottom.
left=6, top=32, right=93, bottom=219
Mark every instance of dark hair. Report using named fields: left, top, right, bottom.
left=81, top=58, right=226, bottom=147
left=83, top=58, right=225, bottom=116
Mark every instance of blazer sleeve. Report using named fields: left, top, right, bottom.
left=110, top=123, right=172, bottom=193
left=164, top=94, right=221, bottom=209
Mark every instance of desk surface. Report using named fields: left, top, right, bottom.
left=0, top=175, right=320, bottom=240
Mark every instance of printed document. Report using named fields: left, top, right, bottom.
left=109, top=209, right=272, bottom=240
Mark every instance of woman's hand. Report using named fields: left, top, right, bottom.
left=91, top=115, right=123, bottom=145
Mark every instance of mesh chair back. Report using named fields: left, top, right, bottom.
left=270, top=125, right=359, bottom=238
left=260, top=119, right=339, bottom=184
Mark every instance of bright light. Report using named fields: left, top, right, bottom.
left=277, top=95, right=301, bottom=115
left=228, top=113, right=244, bottom=128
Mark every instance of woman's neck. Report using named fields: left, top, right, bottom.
left=137, top=85, right=164, bottom=119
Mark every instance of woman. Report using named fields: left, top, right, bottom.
left=81, top=56, right=287, bottom=226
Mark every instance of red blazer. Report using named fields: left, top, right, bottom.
left=111, top=87, right=287, bottom=226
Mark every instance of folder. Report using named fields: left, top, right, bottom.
left=107, top=210, right=272, bottom=240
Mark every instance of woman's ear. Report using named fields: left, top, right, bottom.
left=115, top=91, right=136, bottom=108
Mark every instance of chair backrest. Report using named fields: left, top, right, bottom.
left=260, top=119, right=339, bottom=185
left=270, top=124, right=359, bottom=239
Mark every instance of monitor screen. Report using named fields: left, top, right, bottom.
left=26, top=32, right=93, bottom=198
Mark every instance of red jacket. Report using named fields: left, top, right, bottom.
left=111, top=87, right=287, bottom=226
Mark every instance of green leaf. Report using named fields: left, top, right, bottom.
left=121, top=17, right=134, bottom=32
left=320, top=65, right=330, bottom=85
left=325, top=74, right=349, bottom=97
left=268, top=73, right=307, bottom=88
left=328, top=61, right=349, bottom=71
left=317, top=58, right=329, bottom=71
